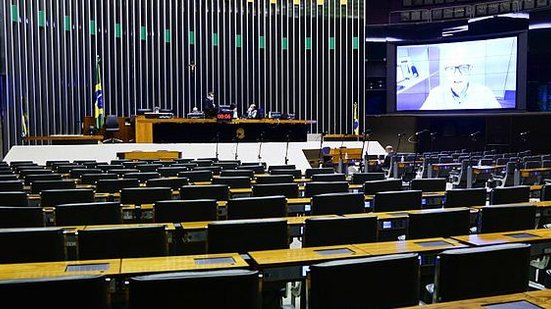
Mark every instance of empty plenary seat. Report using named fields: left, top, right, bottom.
left=180, top=184, right=229, bottom=201
left=31, top=179, right=77, bottom=194
left=154, top=199, right=218, bottom=223
left=311, top=192, right=365, bottom=215
left=433, top=243, right=530, bottom=303
left=146, top=177, right=189, bottom=190
left=410, top=178, right=447, bottom=192
left=305, top=167, right=336, bottom=178
left=407, top=208, right=470, bottom=240
left=311, top=173, right=347, bottom=182
left=351, top=172, right=386, bottom=184
left=157, top=166, right=189, bottom=177
left=0, top=206, right=44, bottom=228
left=0, top=180, right=24, bottom=192
left=489, top=186, right=531, bottom=205
left=220, top=169, right=255, bottom=178
left=23, top=173, right=63, bottom=185
left=0, top=191, right=29, bottom=207
left=477, top=204, right=537, bottom=233
left=123, top=172, right=161, bottom=183
left=308, top=253, right=420, bottom=309
left=252, top=183, right=299, bottom=198
left=54, top=202, right=122, bottom=226
left=95, top=178, right=140, bottom=194
left=212, top=176, right=252, bottom=189
left=444, top=188, right=487, bottom=208
left=227, top=195, right=287, bottom=220
left=0, top=275, right=110, bottom=309
left=304, top=181, right=349, bottom=198
left=177, top=170, right=213, bottom=183
left=269, top=169, right=302, bottom=179
left=236, top=164, right=265, bottom=174
left=80, top=173, right=118, bottom=185
left=303, top=216, right=378, bottom=247
left=363, top=179, right=403, bottom=195
left=120, top=187, right=173, bottom=206
left=268, top=164, right=296, bottom=171
left=372, top=190, right=422, bottom=212
left=0, top=227, right=66, bottom=263
left=128, top=269, right=260, bottom=309
left=255, top=174, right=295, bottom=184
left=40, top=189, right=95, bottom=208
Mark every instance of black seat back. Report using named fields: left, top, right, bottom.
left=303, top=216, right=378, bottom=247
left=154, top=199, right=218, bottom=223
left=0, top=191, right=29, bottom=207
left=410, top=178, right=447, bottom=192
left=407, top=209, right=470, bottom=239
left=351, top=172, right=386, bottom=184
left=444, top=188, right=487, bottom=208
left=311, top=192, right=365, bottom=215
left=304, top=181, right=349, bottom=197
left=227, top=195, right=287, bottom=220
left=120, top=187, right=173, bottom=205
left=55, top=202, right=122, bottom=226
left=363, top=179, right=402, bottom=195
left=179, top=184, right=229, bottom=201
left=373, top=190, right=422, bottom=212
left=31, top=179, right=76, bottom=194
left=490, top=186, right=531, bottom=205
left=95, top=178, right=140, bottom=194
left=478, top=204, right=537, bottom=233
left=0, top=206, right=44, bottom=228
left=0, top=227, right=65, bottom=263
left=40, top=189, right=95, bottom=208
left=252, top=183, right=299, bottom=198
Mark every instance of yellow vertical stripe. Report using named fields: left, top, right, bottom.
left=247, top=0, right=254, bottom=3
left=340, top=0, right=347, bottom=5
left=317, top=0, right=324, bottom=5
left=270, top=0, right=277, bottom=4
left=293, top=0, right=300, bottom=5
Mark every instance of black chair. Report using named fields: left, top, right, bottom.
left=0, top=180, right=24, bottom=192
left=227, top=195, right=287, bottom=220
left=207, top=218, right=288, bottom=253
left=220, top=169, right=255, bottom=178
left=0, top=227, right=65, bottom=263
left=123, top=172, right=161, bottom=183
left=410, top=178, right=447, bottom=192
left=255, top=174, right=295, bottom=184
left=23, top=173, right=63, bottom=185
left=77, top=225, right=168, bottom=259
left=40, top=189, right=95, bottom=208
left=372, top=190, right=423, bottom=212
left=407, top=209, right=470, bottom=239
left=136, top=163, right=163, bottom=172
left=128, top=269, right=260, bottom=309
left=236, top=164, right=265, bottom=174
left=31, top=179, right=77, bottom=194
left=193, top=166, right=222, bottom=175
left=212, top=176, right=251, bottom=189
left=0, top=191, right=29, bottom=206
left=308, top=253, right=420, bottom=309
left=120, top=187, right=173, bottom=205
left=444, top=188, right=487, bottom=208
left=54, top=164, right=81, bottom=174
left=311, top=192, right=365, bottom=215
left=177, top=170, right=213, bottom=182
left=70, top=168, right=102, bottom=179
left=311, top=173, right=347, bottom=182
left=95, top=178, right=140, bottom=194
left=269, top=169, right=302, bottom=179
left=305, top=167, right=336, bottom=178
left=55, top=202, right=122, bottom=226
left=154, top=199, right=218, bottom=223
left=0, top=174, right=18, bottom=181
left=351, top=172, right=386, bottom=184
left=490, top=161, right=520, bottom=188
left=80, top=173, right=118, bottom=185
left=157, top=166, right=188, bottom=177
left=268, top=164, right=296, bottom=171
left=146, top=177, right=189, bottom=190
left=489, top=185, right=531, bottom=205
left=102, top=115, right=123, bottom=143
left=252, top=183, right=299, bottom=198
left=304, top=181, right=349, bottom=198
left=303, top=216, right=378, bottom=247
left=0, top=206, right=44, bottom=228
left=542, top=184, right=551, bottom=201
left=363, top=179, right=402, bottom=195
left=478, top=204, right=537, bottom=233
left=433, top=243, right=530, bottom=303
left=180, top=184, right=229, bottom=201
left=0, top=275, right=110, bottom=309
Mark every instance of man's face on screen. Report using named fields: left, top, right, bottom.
left=444, top=62, right=471, bottom=94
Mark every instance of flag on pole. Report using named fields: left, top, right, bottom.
left=94, top=56, right=105, bottom=129
left=353, top=102, right=360, bottom=135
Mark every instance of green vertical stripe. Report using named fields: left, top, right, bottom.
left=235, top=34, right=242, bottom=48
left=305, top=37, right=312, bottom=50
left=282, top=37, right=288, bottom=50
left=212, top=33, right=219, bottom=46
left=89, top=20, right=96, bottom=35
left=10, top=4, right=18, bottom=22
left=165, top=29, right=171, bottom=43
left=352, top=37, right=359, bottom=50
left=259, top=36, right=265, bottom=49
left=140, top=26, right=147, bottom=41
left=188, top=31, right=195, bottom=45
left=115, top=23, right=122, bottom=38
left=64, top=16, right=71, bottom=31
left=329, top=37, right=335, bottom=50
left=38, top=11, right=46, bottom=27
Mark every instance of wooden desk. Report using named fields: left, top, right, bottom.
left=399, top=289, right=551, bottom=308
left=117, top=150, right=181, bottom=160
left=0, top=259, right=121, bottom=280
left=520, top=167, right=551, bottom=178
left=353, top=237, right=468, bottom=256
left=23, top=135, right=104, bottom=145
left=120, top=253, right=249, bottom=275
left=452, top=228, right=551, bottom=247
left=328, top=147, right=363, bottom=164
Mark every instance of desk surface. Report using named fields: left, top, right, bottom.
left=0, top=259, right=121, bottom=280
left=452, top=228, right=551, bottom=247
left=180, top=215, right=338, bottom=231
left=353, top=237, right=468, bottom=256
left=249, top=244, right=367, bottom=267
left=23, top=135, right=104, bottom=141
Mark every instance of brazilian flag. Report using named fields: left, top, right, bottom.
left=94, top=57, right=104, bottom=129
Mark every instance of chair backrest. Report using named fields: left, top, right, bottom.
left=193, top=166, right=222, bottom=175
left=55, top=202, right=122, bottom=226
left=179, top=184, right=229, bottom=201
left=0, top=180, right=24, bottom=192
left=212, top=176, right=252, bottom=189
left=104, top=115, right=120, bottom=131
left=311, top=192, right=365, bottom=215
left=373, top=190, right=422, bottom=212
left=433, top=243, right=530, bottom=302
left=157, top=166, right=188, bottom=177
left=177, top=170, right=213, bottom=182
left=351, top=172, right=386, bottom=184
left=0, top=191, right=29, bottom=206
left=269, top=168, right=302, bottom=179
left=236, top=164, right=265, bottom=174
left=31, top=179, right=77, bottom=194
left=444, top=188, right=487, bottom=208
left=95, top=178, right=140, bottom=194
left=409, top=178, right=447, bottom=192
left=252, top=183, right=299, bottom=198
left=40, top=189, right=95, bottom=208
left=478, top=204, right=537, bottom=233
left=0, top=206, right=44, bottom=228
left=146, top=177, right=189, bottom=190
left=309, top=253, right=420, bottom=308
left=0, top=275, right=110, bottom=308
left=303, top=216, right=378, bottom=247
left=128, top=269, right=260, bottom=309
left=542, top=184, right=551, bottom=201
left=227, top=195, right=287, bottom=220
left=311, top=173, right=347, bottom=182
left=70, top=168, right=102, bottom=179
left=135, top=164, right=163, bottom=172
left=154, top=199, right=218, bottom=223
left=23, top=173, right=63, bottom=185
left=268, top=164, right=296, bottom=171
left=489, top=185, right=531, bottom=205
left=80, top=173, right=118, bottom=185
left=255, top=174, right=295, bottom=184
left=363, top=179, right=402, bottom=195
left=77, top=225, right=168, bottom=259
left=305, top=167, right=336, bottom=178
left=120, top=187, right=173, bottom=205
left=123, top=172, right=161, bottom=183
left=207, top=218, right=288, bottom=253
left=220, top=169, right=255, bottom=178
left=0, top=227, right=65, bottom=263
left=304, top=181, right=349, bottom=198
left=407, top=209, right=470, bottom=239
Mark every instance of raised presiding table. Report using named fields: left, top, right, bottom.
left=134, top=115, right=315, bottom=143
